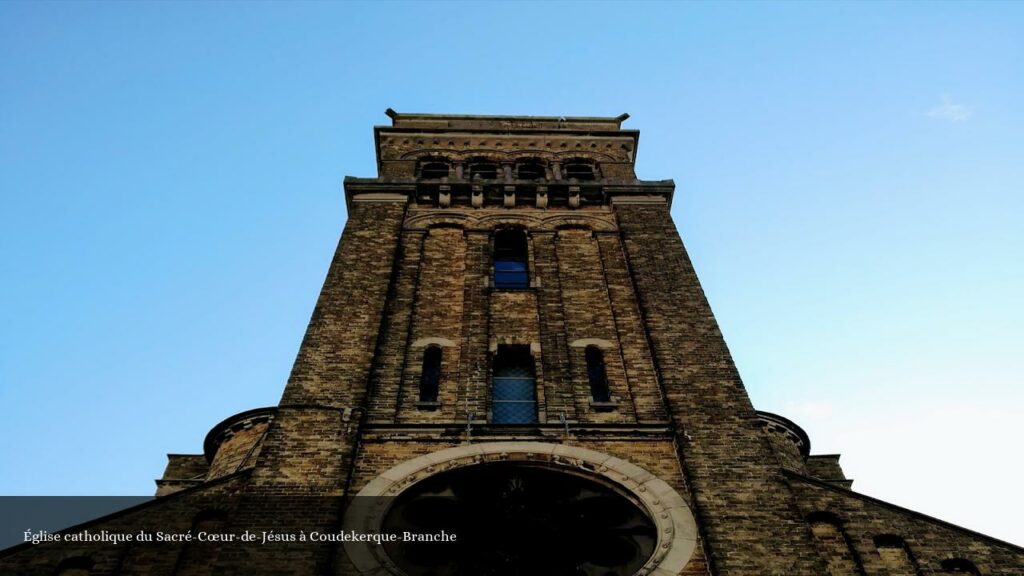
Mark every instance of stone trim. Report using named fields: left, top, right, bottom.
left=610, top=194, right=668, bottom=205
left=569, top=337, right=616, bottom=349
left=350, top=192, right=410, bottom=204
left=409, top=337, right=456, bottom=348
left=342, top=442, right=698, bottom=576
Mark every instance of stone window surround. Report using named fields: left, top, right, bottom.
left=342, top=441, right=698, bottom=576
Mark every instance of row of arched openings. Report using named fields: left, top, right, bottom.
left=417, top=157, right=597, bottom=181
left=808, top=511, right=983, bottom=575
left=418, top=343, right=612, bottom=423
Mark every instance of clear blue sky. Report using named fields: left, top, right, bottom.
left=2, top=1, right=1022, bottom=544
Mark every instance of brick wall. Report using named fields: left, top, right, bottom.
left=614, top=201, right=828, bottom=574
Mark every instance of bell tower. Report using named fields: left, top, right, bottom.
left=249, top=110, right=825, bottom=574
left=5, top=111, right=1023, bottom=576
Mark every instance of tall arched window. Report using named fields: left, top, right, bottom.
left=419, top=346, right=442, bottom=404
left=493, top=229, right=529, bottom=289
left=585, top=346, right=612, bottom=403
left=492, top=345, right=537, bottom=424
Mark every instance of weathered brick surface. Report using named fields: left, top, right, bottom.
left=596, top=232, right=666, bottom=422
left=456, top=231, right=491, bottom=422
left=205, top=423, right=270, bottom=480
left=159, top=456, right=208, bottom=484
left=396, top=226, right=465, bottom=422
left=366, top=230, right=424, bottom=422
left=555, top=228, right=631, bottom=423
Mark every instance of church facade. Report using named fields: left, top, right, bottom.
left=3, top=112, right=1021, bottom=575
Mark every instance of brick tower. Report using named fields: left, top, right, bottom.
left=3, top=112, right=1022, bottom=576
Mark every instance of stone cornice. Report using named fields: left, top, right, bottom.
left=343, top=177, right=674, bottom=211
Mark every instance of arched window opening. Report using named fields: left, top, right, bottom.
left=492, top=345, right=537, bottom=424
left=874, top=535, right=920, bottom=576
left=585, top=346, right=612, bottom=403
left=55, top=557, right=94, bottom=576
left=564, top=160, right=596, bottom=181
left=419, top=346, right=442, bottom=404
left=419, top=160, right=449, bottom=180
left=493, top=229, right=529, bottom=289
left=941, top=558, right=981, bottom=574
left=808, top=512, right=863, bottom=576
left=470, top=161, right=499, bottom=180
left=516, top=160, right=546, bottom=181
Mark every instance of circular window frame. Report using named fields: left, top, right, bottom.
left=342, top=442, right=697, bottom=576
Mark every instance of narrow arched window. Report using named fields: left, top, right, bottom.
left=492, top=345, right=537, bottom=424
left=493, top=229, right=529, bottom=289
left=941, top=558, right=981, bottom=574
left=564, top=160, right=596, bottom=181
left=585, top=346, right=612, bottom=403
left=419, top=346, right=442, bottom=403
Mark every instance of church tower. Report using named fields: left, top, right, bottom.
left=3, top=112, right=1022, bottom=576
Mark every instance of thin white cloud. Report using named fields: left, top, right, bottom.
left=927, top=95, right=973, bottom=121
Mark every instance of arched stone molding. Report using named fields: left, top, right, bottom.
left=488, top=338, right=541, bottom=355
left=569, top=337, right=616, bottom=350
left=425, top=221, right=465, bottom=232
left=403, top=212, right=470, bottom=230
left=342, top=442, right=698, bottom=576
left=546, top=215, right=617, bottom=232
left=409, top=337, right=455, bottom=348
left=474, top=213, right=545, bottom=229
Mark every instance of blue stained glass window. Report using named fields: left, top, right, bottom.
left=493, top=229, right=529, bottom=289
left=494, top=260, right=528, bottom=289
left=492, top=346, right=537, bottom=424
